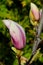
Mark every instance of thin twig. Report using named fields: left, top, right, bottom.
left=18, top=56, right=21, bottom=65
left=30, top=48, right=41, bottom=64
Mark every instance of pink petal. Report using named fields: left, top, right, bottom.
left=10, top=28, right=24, bottom=49
left=9, top=20, right=26, bottom=47
left=14, top=22, right=26, bottom=46
left=31, top=3, right=39, bottom=20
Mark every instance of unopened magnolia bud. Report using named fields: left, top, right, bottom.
left=31, top=3, right=39, bottom=20
left=2, top=20, right=26, bottom=49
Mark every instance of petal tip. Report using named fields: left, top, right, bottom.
left=2, top=20, right=10, bottom=29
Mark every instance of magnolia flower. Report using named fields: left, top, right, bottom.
left=29, top=3, right=42, bottom=26
left=2, top=20, right=26, bottom=49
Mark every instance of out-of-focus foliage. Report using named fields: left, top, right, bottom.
left=0, top=0, right=43, bottom=65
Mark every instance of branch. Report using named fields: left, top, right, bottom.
left=32, top=7, right=43, bottom=55
left=25, top=7, right=43, bottom=65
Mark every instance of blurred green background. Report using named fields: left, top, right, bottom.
left=0, top=0, right=43, bottom=65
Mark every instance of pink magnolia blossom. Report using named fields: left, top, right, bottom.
left=31, top=3, right=40, bottom=20
left=2, top=20, right=26, bottom=49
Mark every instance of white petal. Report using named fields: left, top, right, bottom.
left=2, top=20, right=11, bottom=29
